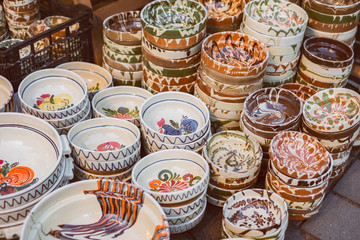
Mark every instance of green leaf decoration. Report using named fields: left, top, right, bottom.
left=102, top=108, right=118, bottom=117
left=50, top=95, right=55, bottom=104
left=170, top=120, right=179, bottom=129
left=329, top=89, right=334, bottom=95
left=0, top=163, right=11, bottom=177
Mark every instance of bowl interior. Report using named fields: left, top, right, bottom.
left=107, top=12, right=142, bottom=32
left=0, top=78, right=12, bottom=107
left=200, top=0, right=244, bottom=18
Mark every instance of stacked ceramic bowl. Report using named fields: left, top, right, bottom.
left=92, top=86, right=152, bottom=127
left=302, top=88, right=360, bottom=181
left=56, top=61, right=113, bottom=100
left=296, top=37, right=354, bottom=92
left=278, top=83, right=317, bottom=104
left=240, top=88, right=303, bottom=171
left=0, top=113, right=73, bottom=239
left=266, top=131, right=333, bottom=220
left=103, top=11, right=143, bottom=87
left=140, top=0, right=207, bottom=94
left=0, top=5, right=9, bottom=41
left=302, top=0, right=360, bottom=46
left=203, top=131, right=263, bottom=207
left=222, top=189, right=288, bottom=239
left=198, top=0, right=245, bottom=34
left=68, top=118, right=141, bottom=182
left=17, top=68, right=90, bottom=135
left=0, top=75, right=14, bottom=112
left=140, top=92, right=210, bottom=154
left=3, top=0, right=40, bottom=39
left=241, top=0, right=308, bottom=87
left=197, top=31, right=268, bottom=133
left=132, top=149, right=209, bottom=234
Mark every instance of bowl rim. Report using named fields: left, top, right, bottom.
left=103, top=10, right=142, bottom=34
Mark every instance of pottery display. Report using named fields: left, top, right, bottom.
left=0, top=75, right=14, bottom=112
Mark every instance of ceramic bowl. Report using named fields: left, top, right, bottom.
left=132, top=149, right=209, bottom=204
left=22, top=179, right=170, bottom=240
left=268, top=52, right=299, bottom=65
left=103, top=53, right=142, bottom=72
left=27, top=19, right=48, bottom=37
left=278, top=83, right=316, bottom=103
left=144, top=78, right=196, bottom=93
left=166, top=197, right=206, bottom=226
left=143, top=64, right=197, bottom=86
left=207, top=193, right=226, bottom=207
left=141, top=0, right=207, bottom=39
left=102, top=61, right=143, bottom=81
left=114, top=77, right=142, bottom=87
left=103, top=11, right=142, bottom=44
left=243, top=0, right=308, bottom=37
left=143, top=57, right=199, bottom=78
left=303, top=88, right=360, bottom=132
left=43, top=15, right=78, bottom=37
left=18, top=68, right=88, bottom=120
left=140, top=91, right=210, bottom=145
left=207, top=178, right=256, bottom=202
left=263, top=71, right=297, bottom=88
left=0, top=75, right=14, bottom=112
left=92, top=86, right=152, bottom=127
left=103, top=34, right=142, bottom=55
left=73, top=162, right=135, bottom=180
left=201, top=32, right=269, bottom=76
left=56, top=61, right=113, bottom=100
left=297, top=67, right=348, bottom=89
left=103, top=45, right=142, bottom=64
left=305, top=25, right=357, bottom=45
left=223, top=189, right=288, bottom=238
left=3, top=0, right=38, bottom=12
left=68, top=118, right=141, bottom=162
left=266, top=53, right=301, bottom=74
left=266, top=41, right=302, bottom=56
left=307, top=16, right=358, bottom=33
left=302, top=0, right=360, bottom=15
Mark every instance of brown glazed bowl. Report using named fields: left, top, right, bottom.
left=201, top=31, right=269, bottom=76
left=302, top=0, right=360, bottom=15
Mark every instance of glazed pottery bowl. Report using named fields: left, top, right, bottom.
left=243, top=88, right=303, bottom=131
left=305, top=25, right=357, bottom=45
left=103, top=45, right=142, bottom=64
left=141, top=0, right=207, bottom=39
left=223, top=189, right=288, bottom=238
left=132, top=149, right=209, bottom=204
left=207, top=193, right=226, bottom=207
left=73, top=161, right=135, bottom=180
left=27, top=19, right=48, bottom=37
left=56, top=61, right=113, bottom=100
left=140, top=91, right=210, bottom=145
left=68, top=118, right=141, bottom=162
left=22, top=179, right=170, bottom=240
left=278, top=83, right=316, bottom=103
left=166, top=197, right=206, bottom=226
left=92, top=86, right=152, bottom=127
left=103, top=53, right=142, bottom=72
left=244, top=0, right=308, bottom=37
left=103, top=34, right=142, bottom=55
left=18, top=68, right=88, bottom=120
left=0, top=75, right=14, bottom=112
left=143, top=64, right=197, bottom=86
left=103, top=61, right=143, bottom=81
left=303, top=88, right=360, bottom=132
left=43, top=15, right=79, bottom=37
left=202, top=32, right=269, bottom=76
left=103, top=11, right=142, bottom=44
left=301, top=0, right=360, bottom=15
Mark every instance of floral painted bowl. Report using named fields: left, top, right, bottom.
left=244, top=0, right=308, bottom=37
left=303, top=88, right=360, bottom=132
left=278, top=83, right=316, bottom=104
left=141, top=0, right=207, bottom=39
left=18, top=68, right=88, bottom=120
left=302, top=0, right=360, bottom=15
left=202, top=32, right=269, bottom=76
left=22, top=179, right=170, bottom=240
left=56, top=61, right=113, bottom=100
left=92, top=86, right=152, bottom=127
left=103, top=11, right=142, bottom=44
left=140, top=91, right=210, bottom=145
left=132, top=149, right=209, bottom=204
left=0, top=75, right=14, bottom=112
left=67, top=118, right=141, bottom=163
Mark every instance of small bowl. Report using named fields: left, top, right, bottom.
left=305, top=25, right=357, bottom=45
left=103, top=53, right=142, bottom=72
left=43, top=15, right=79, bottom=37
left=132, top=149, right=209, bottom=204
left=0, top=75, right=14, bottom=112
left=102, top=60, right=143, bottom=81
left=144, top=77, right=196, bottom=93
left=207, top=193, right=226, bottom=207
left=144, top=64, right=197, bottom=86
left=167, top=198, right=206, bottom=226
left=103, top=34, right=142, bottom=55
left=103, top=44, right=142, bottom=63
left=307, top=16, right=358, bottom=33
left=27, top=19, right=48, bottom=37
left=73, top=162, right=135, bottom=180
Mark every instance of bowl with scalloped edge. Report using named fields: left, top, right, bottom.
left=0, top=75, right=14, bottom=112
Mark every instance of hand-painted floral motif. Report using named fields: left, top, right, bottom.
left=96, top=142, right=125, bottom=151
left=149, top=170, right=201, bottom=193
left=33, top=93, right=73, bottom=111
left=102, top=106, right=139, bottom=119
left=0, top=159, right=38, bottom=196
left=157, top=116, right=198, bottom=136
left=88, top=83, right=100, bottom=91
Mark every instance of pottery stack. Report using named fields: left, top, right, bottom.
left=266, top=131, right=333, bottom=220
left=68, top=118, right=141, bottom=182
left=302, top=0, right=360, bottom=47
left=140, top=92, right=211, bottom=154
left=102, top=11, right=143, bottom=87
left=0, top=5, right=8, bottom=41
left=203, top=131, right=263, bottom=207
left=278, top=83, right=317, bottom=104
left=302, top=88, right=360, bottom=181
left=241, top=0, right=308, bottom=87
left=240, top=88, right=303, bottom=172
left=222, top=189, right=289, bottom=239
left=198, top=0, right=245, bottom=35
left=132, top=149, right=210, bottom=234
left=296, top=37, right=354, bottom=92
left=3, top=0, right=40, bottom=39
left=196, top=31, right=268, bottom=133
left=140, top=0, right=207, bottom=94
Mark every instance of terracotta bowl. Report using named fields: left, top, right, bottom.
left=302, top=0, right=360, bottom=15
left=103, top=11, right=142, bottom=44
left=201, top=32, right=269, bottom=76
left=0, top=75, right=14, bottom=112
left=131, top=149, right=210, bottom=204
left=22, top=179, right=170, bottom=240
left=27, top=19, right=48, bottom=37
left=103, top=53, right=142, bottom=72
left=102, top=60, right=143, bottom=81
left=103, top=45, right=142, bottom=64
left=278, top=83, right=316, bottom=104
left=144, top=75, right=196, bottom=93
left=3, top=0, right=38, bottom=12
left=206, top=20, right=241, bottom=34
left=305, top=25, right=357, bottom=45
left=103, top=34, right=142, bottom=55
left=307, top=16, right=358, bottom=33
left=143, top=57, right=199, bottom=78
left=143, top=64, right=197, bottom=86
left=141, top=0, right=207, bottom=39
left=44, top=15, right=78, bottom=37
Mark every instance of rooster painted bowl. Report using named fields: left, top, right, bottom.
left=244, top=0, right=308, bottom=37
left=302, top=0, right=360, bottom=15
left=103, top=11, right=142, bottom=44
left=303, top=88, right=360, bottom=132
left=67, top=118, right=141, bottom=163
left=0, top=75, right=14, bottom=112
left=18, top=68, right=88, bottom=120
left=140, top=91, right=210, bottom=145
left=22, top=179, right=170, bottom=240
left=202, top=32, right=269, bottom=76
left=141, top=0, right=207, bottom=39
left=132, top=149, right=209, bottom=204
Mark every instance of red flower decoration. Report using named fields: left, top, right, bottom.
left=36, top=100, right=43, bottom=106
left=182, top=173, right=193, bottom=183
left=113, top=113, right=133, bottom=119
left=158, top=180, right=189, bottom=193
left=40, top=94, right=51, bottom=99
left=0, top=160, right=3, bottom=165
left=157, top=118, right=165, bottom=127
